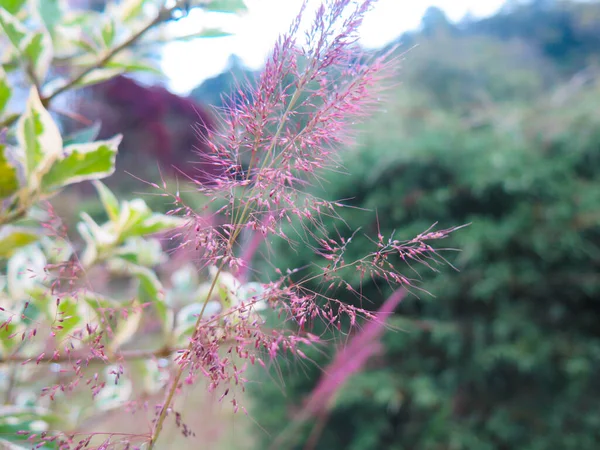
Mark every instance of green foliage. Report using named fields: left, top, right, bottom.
left=0, top=226, right=38, bottom=257
left=0, top=0, right=249, bottom=445
left=17, top=88, right=62, bottom=178
left=0, top=68, right=10, bottom=114
left=40, top=137, right=120, bottom=191
left=0, top=144, right=19, bottom=199
left=1, top=87, right=121, bottom=225
left=0, top=7, right=27, bottom=49
left=35, top=0, right=63, bottom=34
left=203, top=0, right=248, bottom=13
left=401, top=34, right=554, bottom=111
left=249, top=21, right=600, bottom=450
left=0, top=0, right=26, bottom=14
left=0, top=406, right=59, bottom=449
left=470, top=0, right=600, bottom=74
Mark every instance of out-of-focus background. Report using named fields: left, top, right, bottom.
left=40, top=0, right=600, bottom=448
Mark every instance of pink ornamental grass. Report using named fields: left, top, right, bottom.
left=9, top=1, right=460, bottom=448
left=267, top=289, right=406, bottom=450
left=181, top=0, right=399, bottom=269
left=302, top=288, right=407, bottom=416
left=147, top=0, right=460, bottom=447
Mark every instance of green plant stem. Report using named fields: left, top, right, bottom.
left=0, top=112, right=19, bottom=130
left=3, top=365, right=18, bottom=404
left=0, top=346, right=177, bottom=365
left=148, top=265, right=225, bottom=449
left=43, top=4, right=170, bottom=106
left=149, top=19, right=320, bottom=449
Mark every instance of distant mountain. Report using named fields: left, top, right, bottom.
left=394, top=1, right=600, bottom=76
left=188, top=54, right=258, bottom=108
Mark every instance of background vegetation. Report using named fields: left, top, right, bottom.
left=240, top=2, right=600, bottom=449
left=2, top=0, right=600, bottom=448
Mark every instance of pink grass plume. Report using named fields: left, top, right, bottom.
left=302, top=288, right=406, bottom=416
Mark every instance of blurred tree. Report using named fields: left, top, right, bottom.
left=401, top=34, right=555, bottom=112
left=468, top=0, right=600, bottom=74
left=397, top=0, right=600, bottom=77
left=249, top=73, right=600, bottom=450
left=69, top=75, right=219, bottom=188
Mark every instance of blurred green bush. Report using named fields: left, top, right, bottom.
left=247, top=6, right=600, bottom=448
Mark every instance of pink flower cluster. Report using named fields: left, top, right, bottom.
left=149, top=0, right=460, bottom=444
left=7, top=1, right=461, bottom=448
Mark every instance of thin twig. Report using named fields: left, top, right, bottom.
left=0, top=113, right=19, bottom=130
left=148, top=264, right=226, bottom=449
left=0, top=346, right=177, bottom=365
left=42, top=4, right=170, bottom=106
left=0, top=0, right=188, bottom=131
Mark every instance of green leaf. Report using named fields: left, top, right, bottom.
left=92, top=180, right=119, bottom=222
left=0, top=406, right=59, bottom=449
left=62, top=121, right=102, bottom=146
left=115, top=237, right=166, bottom=267
left=0, top=66, right=11, bottom=114
left=71, top=38, right=98, bottom=55
left=174, top=301, right=220, bottom=343
left=0, top=7, right=27, bottom=49
left=77, top=212, right=116, bottom=266
left=113, top=199, right=152, bottom=240
left=165, top=264, right=199, bottom=305
left=121, top=210, right=185, bottom=240
left=48, top=296, right=91, bottom=341
left=0, top=321, right=22, bottom=354
left=198, top=28, right=232, bottom=38
left=118, top=262, right=173, bottom=334
left=0, top=0, right=26, bottom=14
left=117, top=200, right=150, bottom=231
left=7, top=245, right=46, bottom=298
left=73, top=67, right=125, bottom=88
left=170, top=264, right=199, bottom=293
left=104, top=59, right=162, bottom=75
left=76, top=221, right=97, bottom=267
left=109, top=303, right=143, bottom=351
left=119, top=0, right=147, bottom=22
left=95, top=366, right=133, bottom=411
left=101, top=18, right=115, bottom=48
left=39, top=235, right=72, bottom=264
left=6, top=244, right=48, bottom=310
left=34, top=0, right=64, bottom=34
left=204, top=0, right=247, bottom=13
left=211, top=268, right=240, bottom=309
left=22, top=31, right=53, bottom=83
left=0, top=16, right=52, bottom=87
left=2, top=57, right=20, bottom=73
left=16, top=87, right=63, bottom=181
left=0, top=144, right=19, bottom=199
left=79, top=292, right=116, bottom=313
left=40, top=135, right=121, bottom=192
left=133, top=264, right=164, bottom=303
left=174, top=28, right=233, bottom=41
left=61, top=10, right=96, bottom=28
left=130, top=359, right=168, bottom=395
left=0, top=226, right=38, bottom=258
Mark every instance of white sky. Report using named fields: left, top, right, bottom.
left=162, top=0, right=506, bottom=94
